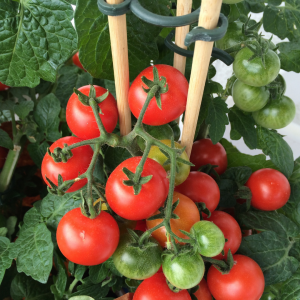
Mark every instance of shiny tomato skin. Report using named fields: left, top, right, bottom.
left=133, top=272, right=192, bottom=300
left=175, top=172, right=220, bottom=213
left=245, top=168, right=291, bottom=211
left=207, top=255, right=265, bottom=300
left=128, top=65, right=188, bottom=125
left=190, top=139, right=227, bottom=174
left=72, top=52, right=84, bottom=70
left=146, top=192, right=200, bottom=247
left=41, top=136, right=93, bottom=193
left=66, top=85, right=118, bottom=140
left=56, top=208, right=119, bottom=266
left=205, top=211, right=242, bottom=259
left=194, top=278, right=212, bottom=300
left=106, top=157, right=169, bottom=220
left=0, top=82, right=9, bottom=91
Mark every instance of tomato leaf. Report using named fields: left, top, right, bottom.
left=277, top=269, right=300, bottom=299
left=27, top=141, right=49, bottom=168
left=221, top=166, right=252, bottom=185
left=218, top=179, right=237, bottom=208
left=104, top=147, right=132, bottom=173
left=0, top=129, right=13, bottom=150
left=52, top=252, right=68, bottom=297
left=74, top=0, right=171, bottom=81
left=257, top=127, right=294, bottom=178
left=0, top=0, right=77, bottom=87
left=194, top=95, right=211, bottom=141
left=14, top=100, right=35, bottom=120
left=33, top=93, right=62, bottom=142
left=205, top=97, right=229, bottom=144
left=229, top=106, right=257, bottom=149
left=0, top=237, right=12, bottom=285
left=278, top=41, right=300, bottom=73
left=263, top=1, right=300, bottom=41
left=10, top=272, right=53, bottom=300
left=89, top=264, right=109, bottom=285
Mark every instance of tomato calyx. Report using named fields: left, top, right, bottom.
left=195, top=202, right=211, bottom=218
left=47, top=143, right=73, bottom=163
left=203, top=249, right=235, bottom=274
left=197, top=164, right=220, bottom=179
left=45, top=175, right=75, bottom=196
left=80, top=190, right=101, bottom=218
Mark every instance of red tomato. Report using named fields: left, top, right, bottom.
left=242, top=229, right=253, bottom=237
left=72, top=52, right=85, bottom=70
left=105, top=157, right=169, bottom=220
left=134, top=220, right=147, bottom=232
left=194, top=278, right=212, bottom=300
left=57, top=208, right=119, bottom=265
left=207, top=255, right=265, bottom=300
left=0, top=146, right=8, bottom=169
left=66, top=85, right=118, bottom=140
left=205, top=211, right=242, bottom=259
left=190, top=139, right=227, bottom=174
left=41, top=136, right=93, bottom=193
left=0, top=82, right=9, bottom=91
left=146, top=192, right=200, bottom=247
left=245, top=168, right=291, bottom=211
left=133, top=272, right=191, bottom=300
left=128, top=65, right=188, bottom=125
left=175, top=172, right=220, bottom=213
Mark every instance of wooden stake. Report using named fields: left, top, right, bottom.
left=107, top=0, right=131, bottom=136
left=173, top=0, right=193, bottom=75
left=181, top=0, right=223, bottom=157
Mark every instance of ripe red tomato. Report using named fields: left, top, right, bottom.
left=41, top=136, right=93, bottom=193
left=207, top=255, right=265, bottom=300
left=57, top=208, right=119, bottom=265
left=134, top=220, right=147, bottom=232
left=146, top=192, right=200, bottom=247
left=128, top=65, right=188, bottom=125
left=175, top=172, right=220, bottom=213
left=0, top=146, right=8, bottom=169
left=133, top=272, right=192, bottom=300
left=105, top=157, right=169, bottom=220
left=0, top=82, right=9, bottom=91
left=190, top=139, right=227, bottom=174
left=66, top=85, right=118, bottom=140
left=245, top=168, right=291, bottom=211
left=72, top=52, right=84, bottom=70
left=194, top=278, right=212, bottom=300
left=205, top=211, right=242, bottom=259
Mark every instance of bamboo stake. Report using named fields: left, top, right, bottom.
left=173, top=0, right=193, bottom=75
left=181, top=0, right=223, bottom=157
left=107, top=0, right=131, bottom=136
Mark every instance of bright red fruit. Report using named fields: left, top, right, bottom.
left=128, top=65, right=188, bottom=125
left=72, top=52, right=85, bottom=70
left=190, top=139, right=227, bottom=174
left=0, top=82, right=9, bottom=91
left=66, top=85, right=118, bottom=140
left=57, top=208, right=119, bottom=265
left=41, top=136, right=93, bottom=193
left=194, top=278, right=212, bottom=300
left=246, top=168, right=291, bottom=211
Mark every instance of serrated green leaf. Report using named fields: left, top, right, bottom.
left=53, top=252, right=68, bottom=297
left=10, top=272, right=53, bottom=300
left=279, top=269, right=300, bottom=299
left=218, top=179, right=238, bottom=208
left=0, top=129, right=13, bottom=150
left=89, top=264, right=109, bottom=285
left=27, top=141, right=49, bottom=168
left=194, top=95, right=211, bottom=140
left=205, top=97, right=229, bottom=144
left=257, top=127, right=294, bottom=178
left=40, top=192, right=81, bottom=230
left=278, top=41, right=300, bottom=73
left=75, top=265, right=88, bottom=280
left=263, top=0, right=300, bottom=41
left=204, top=81, right=223, bottom=95
left=104, top=147, right=132, bottom=173
left=221, top=166, right=252, bottom=185
left=0, top=237, right=12, bottom=285
left=74, top=0, right=171, bottom=80
left=14, top=100, right=34, bottom=120
left=229, top=106, right=257, bottom=149
left=33, top=93, right=61, bottom=142
left=0, top=0, right=77, bottom=87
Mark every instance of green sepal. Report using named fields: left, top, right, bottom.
left=127, top=228, right=140, bottom=243
left=195, top=202, right=211, bottom=218
left=147, top=213, right=165, bottom=221
left=74, top=88, right=90, bottom=106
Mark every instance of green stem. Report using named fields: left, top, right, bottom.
left=89, top=99, right=108, bottom=137
left=10, top=110, right=17, bottom=137
left=68, top=278, right=79, bottom=294
left=133, top=141, right=152, bottom=183
left=139, top=221, right=164, bottom=245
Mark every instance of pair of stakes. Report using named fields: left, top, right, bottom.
left=98, top=0, right=232, bottom=156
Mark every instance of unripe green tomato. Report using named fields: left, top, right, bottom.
left=232, top=79, right=270, bottom=112
left=162, top=251, right=205, bottom=289
left=253, top=95, right=296, bottom=129
left=148, top=140, right=190, bottom=186
left=191, top=221, right=225, bottom=257
left=223, top=0, right=243, bottom=3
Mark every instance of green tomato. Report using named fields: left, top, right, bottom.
left=148, top=139, right=190, bottom=186
left=223, top=0, right=243, bottom=4
left=162, top=250, right=205, bottom=289
left=232, top=79, right=270, bottom=112
left=112, top=232, right=162, bottom=280
left=253, top=95, right=296, bottom=129
left=233, top=47, right=280, bottom=87
left=191, top=221, right=225, bottom=257
left=274, top=74, right=286, bottom=94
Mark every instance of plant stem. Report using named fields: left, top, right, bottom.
left=89, top=99, right=108, bottom=137
left=138, top=221, right=164, bottom=245
left=133, top=141, right=152, bottom=183
left=68, top=278, right=79, bottom=294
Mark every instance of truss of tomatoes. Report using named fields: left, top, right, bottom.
left=41, top=57, right=291, bottom=300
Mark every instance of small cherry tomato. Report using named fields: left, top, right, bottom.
left=72, top=52, right=85, bottom=70
left=194, top=278, right=212, bottom=300
left=0, top=82, right=9, bottom=91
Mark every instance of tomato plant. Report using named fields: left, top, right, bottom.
left=246, top=168, right=291, bottom=211
left=56, top=208, right=119, bottom=266
left=207, top=255, right=265, bottom=300
left=41, top=136, right=93, bottom=193
left=190, top=139, right=227, bottom=175
left=194, top=278, right=212, bottom=300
